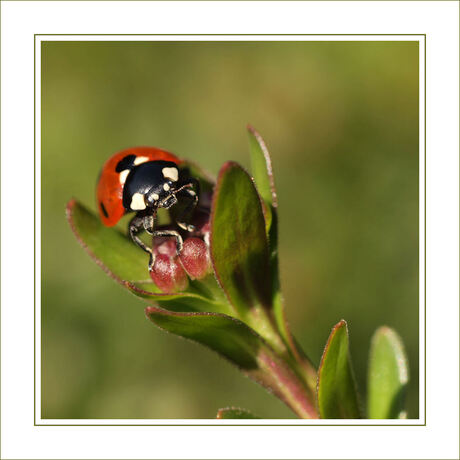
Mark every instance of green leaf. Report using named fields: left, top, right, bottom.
left=146, top=307, right=261, bottom=368
left=216, top=407, right=260, bottom=419
left=145, top=306, right=318, bottom=419
left=317, top=320, right=361, bottom=419
left=247, top=127, right=317, bottom=388
left=210, top=162, right=272, bottom=319
left=67, top=199, right=150, bottom=281
left=66, top=199, right=228, bottom=313
left=367, top=326, right=409, bottom=419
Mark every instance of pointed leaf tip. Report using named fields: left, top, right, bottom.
left=247, top=125, right=277, bottom=207
left=317, top=320, right=361, bottom=419
left=367, top=326, right=409, bottom=419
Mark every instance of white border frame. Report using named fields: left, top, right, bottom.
left=1, top=1, right=458, bottom=458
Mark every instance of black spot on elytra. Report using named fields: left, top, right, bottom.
left=100, top=201, right=109, bottom=218
left=115, top=154, right=136, bottom=173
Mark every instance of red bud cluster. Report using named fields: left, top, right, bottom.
left=149, top=235, right=211, bottom=293
left=180, top=237, right=210, bottom=280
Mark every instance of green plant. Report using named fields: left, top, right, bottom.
left=66, top=126, right=409, bottom=419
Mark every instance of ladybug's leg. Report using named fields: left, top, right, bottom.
left=129, top=214, right=154, bottom=267
left=174, top=179, right=200, bottom=232
left=148, top=228, right=184, bottom=272
left=141, top=215, right=184, bottom=271
left=151, top=230, right=184, bottom=253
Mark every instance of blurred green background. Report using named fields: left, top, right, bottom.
left=41, top=41, right=419, bottom=419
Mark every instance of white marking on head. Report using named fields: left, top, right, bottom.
left=130, top=192, right=146, bottom=210
left=134, top=156, right=149, bottom=166
left=151, top=193, right=160, bottom=201
left=188, top=190, right=196, bottom=196
left=163, top=183, right=170, bottom=191
left=119, top=169, right=130, bottom=185
left=162, top=167, right=178, bottom=182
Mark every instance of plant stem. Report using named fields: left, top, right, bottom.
left=247, top=306, right=318, bottom=418
left=256, top=347, right=318, bottom=419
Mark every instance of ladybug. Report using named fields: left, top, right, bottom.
left=96, top=147, right=199, bottom=270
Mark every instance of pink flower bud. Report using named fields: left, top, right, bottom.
left=153, top=237, right=177, bottom=258
left=150, top=253, right=188, bottom=293
left=179, top=237, right=210, bottom=280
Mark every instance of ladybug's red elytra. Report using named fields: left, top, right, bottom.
left=96, top=147, right=200, bottom=271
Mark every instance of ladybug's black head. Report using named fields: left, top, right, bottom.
left=122, top=160, right=181, bottom=212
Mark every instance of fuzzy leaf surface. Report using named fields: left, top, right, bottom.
left=367, top=327, right=409, bottom=419
left=146, top=306, right=318, bottom=419
left=317, top=320, right=361, bottom=419
left=146, top=307, right=262, bottom=368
